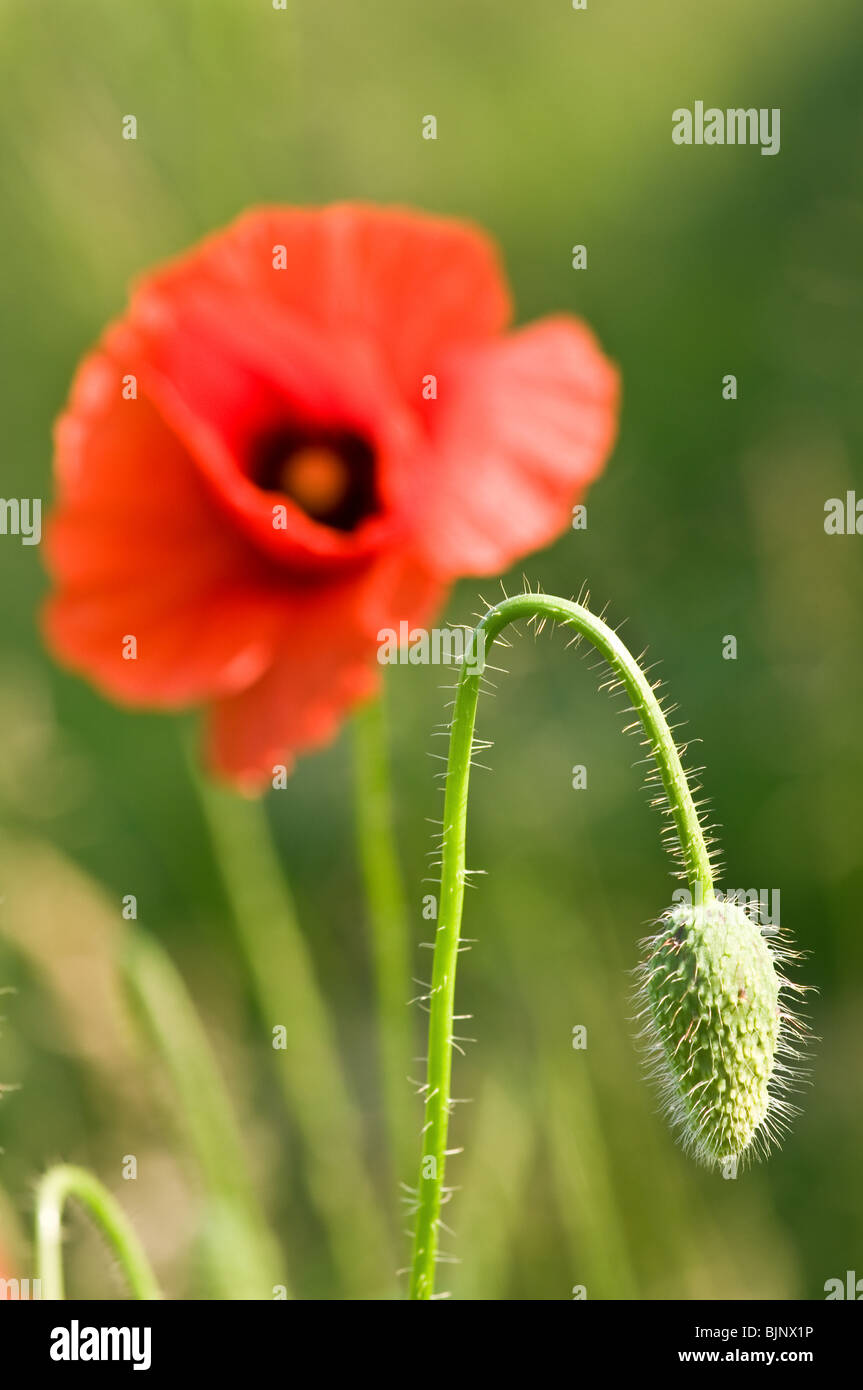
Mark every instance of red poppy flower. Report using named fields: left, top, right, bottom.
left=43, top=204, right=619, bottom=787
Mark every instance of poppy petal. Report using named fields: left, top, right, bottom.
left=116, top=290, right=418, bottom=570
left=43, top=206, right=619, bottom=783
left=43, top=351, right=284, bottom=706
left=136, top=204, right=512, bottom=403
left=415, top=316, right=619, bottom=576
left=206, top=555, right=446, bottom=786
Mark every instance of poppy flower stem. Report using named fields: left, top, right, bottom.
left=35, top=1164, right=162, bottom=1300
left=191, top=766, right=396, bottom=1298
left=408, top=592, right=714, bottom=1300
left=352, top=695, right=414, bottom=1180
left=121, top=928, right=289, bottom=1299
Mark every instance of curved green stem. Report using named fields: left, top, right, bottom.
left=35, top=1164, right=162, bottom=1301
left=352, top=696, right=413, bottom=1180
left=408, top=593, right=714, bottom=1300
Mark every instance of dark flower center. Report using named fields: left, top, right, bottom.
left=252, top=427, right=379, bottom=532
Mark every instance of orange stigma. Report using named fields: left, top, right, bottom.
left=280, top=445, right=350, bottom=519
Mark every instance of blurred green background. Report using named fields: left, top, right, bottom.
left=1, top=0, right=862, bottom=1299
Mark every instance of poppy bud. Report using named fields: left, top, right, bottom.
left=635, top=898, right=803, bottom=1167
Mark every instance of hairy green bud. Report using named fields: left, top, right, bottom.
left=635, top=898, right=805, bottom=1167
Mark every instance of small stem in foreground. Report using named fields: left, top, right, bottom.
left=352, top=695, right=413, bottom=1180
left=408, top=593, right=714, bottom=1300
left=35, top=1164, right=162, bottom=1301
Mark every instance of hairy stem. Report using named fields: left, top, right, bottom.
left=35, top=1164, right=162, bottom=1301
left=352, top=696, right=413, bottom=1180
left=408, top=593, right=714, bottom=1299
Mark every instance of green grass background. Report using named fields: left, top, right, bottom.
left=0, top=0, right=862, bottom=1298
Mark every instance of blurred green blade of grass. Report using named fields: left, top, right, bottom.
left=192, top=768, right=397, bottom=1299
left=121, top=928, right=289, bottom=1299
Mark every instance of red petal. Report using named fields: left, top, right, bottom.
left=43, top=350, right=284, bottom=706
left=134, top=204, right=512, bottom=404
left=206, top=555, right=447, bottom=786
left=414, top=316, right=619, bottom=576
left=116, top=289, right=417, bottom=571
